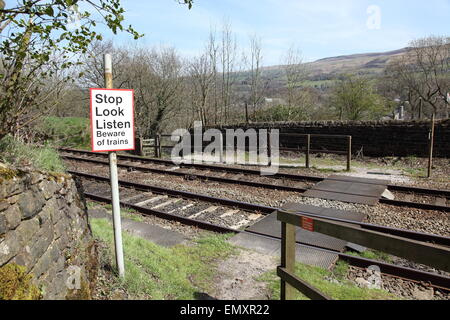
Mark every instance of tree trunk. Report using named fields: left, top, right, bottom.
left=245, top=102, right=249, bottom=124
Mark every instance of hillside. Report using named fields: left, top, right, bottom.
left=238, top=47, right=409, bottom=92
left=303, top=48, right=407, bottom=77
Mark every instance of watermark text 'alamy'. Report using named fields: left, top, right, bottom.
left=170, top=122, right=280, bottom=176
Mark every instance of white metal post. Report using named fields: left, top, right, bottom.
left=104, top=53, right=125, bottom=278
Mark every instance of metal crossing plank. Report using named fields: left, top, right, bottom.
left=246, top=211, right=351, bottom=252
left=229, top=232, right=339, bottom=270
left=303, top=175, right=389, bottom=205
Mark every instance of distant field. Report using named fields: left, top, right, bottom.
left=297, top=79, right=338, bottom=88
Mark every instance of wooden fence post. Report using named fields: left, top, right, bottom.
left=157, top=134, right=162, bottom=158
left=280, top=221, right=296, bottom=300
left=305, top=134, right=311, bottom=169
left=136, top=137, right=143, bottom=156
left=427, top=113, right=435, bottom=178
left=153, top=134, right=158, bottom=158
left=347, top=136, right=352, bottom=172
left=267, top=130, right=272, bottom=167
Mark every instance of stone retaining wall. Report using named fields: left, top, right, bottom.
left=0, top=165, right=97, bottom=300
left=208, top=120, right=450, bottom=157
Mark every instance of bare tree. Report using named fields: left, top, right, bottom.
left=143, top=46, right=185, bottom=135
left=387, top=36, right=450, bottom=119
left=80, top=40, right=130, bottom=89
left=81, top=42, right=184, bottom=137
left=220, top=20, right=237, bottom=123
left=207, top=27, right=220, bottom=125
left=188, top=52, right=214, bottom=125
left=247, top=34, right=269, bottom=120
left=379, top=68, right=422, bottom=120
left=282, top=44, right=308, bottom=107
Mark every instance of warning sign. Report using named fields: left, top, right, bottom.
left=90, top=88, right=135, bottom=152
left=301, top=216, right=314, bottom=232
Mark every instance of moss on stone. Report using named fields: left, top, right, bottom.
left=85, top=241, right=99, bottom=295
left=0, top=263, right=41, bottom=300
left=0, top=166, right=22, bottom=182
left=65, top=279, right=91, bottom=300
left=47, top=171, right=71, bottom=184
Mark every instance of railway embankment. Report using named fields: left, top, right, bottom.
left=0, top=164, right=97, bottom=299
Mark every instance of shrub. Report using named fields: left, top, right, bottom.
left=34, top=117, right=90, bottom=149
left=0, top=135, right=66, bottom=172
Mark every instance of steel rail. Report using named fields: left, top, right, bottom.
left=62, top=150, right=450, bottom=212
left=85, top=192, right=237, bottom=234
left=84, top=191, right=450, bottom=291
left=62, top=154, right=310, bottom=193
left=379, top=198, right=450, bottom=212
left=60, top=147, right=323, bottom=181
left=60, top=147, right=450, bottom=197
left=69, top=170, right=450, bottom=247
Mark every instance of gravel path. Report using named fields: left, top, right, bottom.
left=212, top=249, right=277, bottom=300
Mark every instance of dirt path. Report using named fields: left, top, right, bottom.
left=212, top=248, right=277, bottom=300
left=314, top=165, right=412, bottom=184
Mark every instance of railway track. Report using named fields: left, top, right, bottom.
left=60, top=148, right=450, bottom=212
left=70, top=169, right=450, bottom=291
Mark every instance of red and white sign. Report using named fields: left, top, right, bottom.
left=301, top=216, right=314, bottom=232
left=90, top=88, right=135, bottom=152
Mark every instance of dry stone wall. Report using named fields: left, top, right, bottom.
left=209, top=120, right=450, bottom=157
left=0, top=165, right=97, bottom=300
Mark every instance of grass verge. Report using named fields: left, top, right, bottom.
left=35, top=116, right=90, bottom=149
left=90, top=218, right=236, bottom=299
left=258, top=261, right=398, bottom=300
left=87, top=202, right=144, bottom=222
left=0, top=135, right=65, bottom=172
left=345, top=249, right=393, bottom=264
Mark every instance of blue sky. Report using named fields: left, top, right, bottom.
left=99, top=0, right=450, bottom=65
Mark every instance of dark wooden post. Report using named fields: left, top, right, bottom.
left=280, top=221, right=296, bottom=300
left=154, top=135, right=158, bottom=158
left=347, top=136, right=352, bottom=172
left=267, top=130, right=272, bottom=167
left=157, top=134, right=162, bottom=158
left=135, top=137, right=143, bottom=156
left=427, top=113, right=435, bottom=178
left=305, top=134, right=311, bottom=169
left=419, top=98, right=423, bottom=120
left=245, top=102, right=249, bottom=124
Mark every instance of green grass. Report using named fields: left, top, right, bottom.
left=297, top=79, right=338, bottom=88
left=259, top=261, right=398, bottom=300
left=332, top=260, right=350, bottom=280
left=345, top=250, right=393, bottom=264
left=312, top=166, right=343, bottom=173
left=35, top=116, right=90, bottom=149
left=402, top=167, right=426, bottom=178
left=121, top=208, right=144, bottom=222
left=0, top=135, right=66, bottom=172
left=279, top=154, right=351, bottom=171
left=90, top=218, right=236, bottom=300
left=88, top=202, right=144, bottom=222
